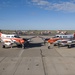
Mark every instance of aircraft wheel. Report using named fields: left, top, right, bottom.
left=54, top=44, right=57, bottom=46
left=57, top=43, right=61, bottom=48
left=3, top=45, right=5, bottom=48
left=67, top=45, right=71, bottom=48
left=48, top=46, right=50, bottom=49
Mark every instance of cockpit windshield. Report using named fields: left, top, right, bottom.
left=14, top=35, right=20, bottom=38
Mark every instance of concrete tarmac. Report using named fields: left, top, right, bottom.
left=0, top=36, right=75, bottom=75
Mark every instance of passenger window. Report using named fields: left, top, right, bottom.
left=60, top=36, right=62, bottom=38
left=6, top=36, right=10, bottom=38
left=63, top=36, right=67, bottom=38
left=14, top=35, right=20, bottom=38
left=11, top=36, right=14, bottom=37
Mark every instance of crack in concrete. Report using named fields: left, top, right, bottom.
left=40, top=49, right=47, bottom=75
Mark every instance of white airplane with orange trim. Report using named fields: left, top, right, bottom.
left=0, top=32, right=25, bottom=48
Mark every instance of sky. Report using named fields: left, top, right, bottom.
left=0, top=0, right=75, bottom=30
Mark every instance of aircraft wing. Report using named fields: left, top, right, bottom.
left=23, top=36, right=36, bottom=42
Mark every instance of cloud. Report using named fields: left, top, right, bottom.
left=53, top=2, right=75, bottom=12
left=32, top=0, right=50, bottom=5
left=30, top=0, right=75, bottom=12
left=1, top=0, right=75, bottom=12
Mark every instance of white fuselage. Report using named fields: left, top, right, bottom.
left=54, top=34, right=75, bottom=46
left=0, top=33, right=19, bottom=46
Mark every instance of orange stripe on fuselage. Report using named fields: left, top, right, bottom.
left=12, top=38, right=25, bottom=44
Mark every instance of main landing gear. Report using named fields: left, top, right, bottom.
left=2, top=45, right=5, bottom=48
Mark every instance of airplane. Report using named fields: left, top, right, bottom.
left=40, top=34, right=75, bottom=48
left=0, top=32, right=33, bottom=48
left=54, top=34, right=75, bottom=48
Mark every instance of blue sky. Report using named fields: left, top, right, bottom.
left=0, top=0, right=75, bottom=30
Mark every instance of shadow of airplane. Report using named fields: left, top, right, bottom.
left=27, top=42, right=44, bottom=48
left=3, top=42, right=44, bottom=49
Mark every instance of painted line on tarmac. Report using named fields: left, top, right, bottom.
left=18, top=49, right=24, bottom=57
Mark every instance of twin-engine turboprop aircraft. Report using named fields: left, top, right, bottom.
left=53, top=34, right=75, bottom=48
left=40, top=34, right=75, bottom=48
left=41, top=34, right=75, bottom=44
left=0, top=32, right=32, bottom=48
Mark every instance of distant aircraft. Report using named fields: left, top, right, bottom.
left=0, top=32, right=33, bottom=48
